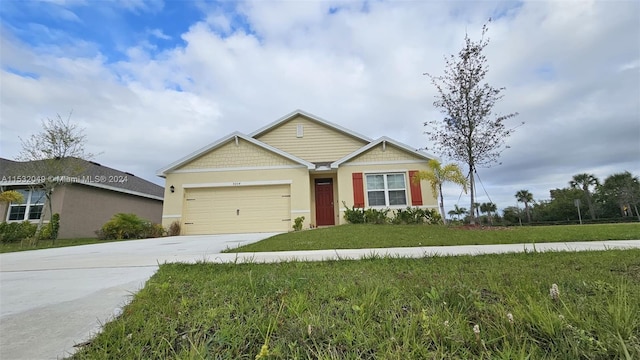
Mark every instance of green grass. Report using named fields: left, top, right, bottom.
left=226, top=223, right=640, bottom=253
left=71, top=250, right=640, bottom=359
left=0, top=238, right=129, bottom=253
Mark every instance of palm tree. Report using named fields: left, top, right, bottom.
left=569, top=173, right=599, bottom=220
left=448, top=204, right=467, bottom=221
left=0, top=190, right=24, bottom=204
left=414, top=159, right=468, bottom=224
left=515, top=190, right=534, bottom=223
left=480, top=202, right=497, bottom=225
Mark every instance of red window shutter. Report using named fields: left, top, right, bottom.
left=409, top=170, right=423, bottom=206
left=352, top=172, right=365, bottom=208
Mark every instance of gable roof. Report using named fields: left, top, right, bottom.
left=156, top=131, right=315, bottom=177
left=0, top=157, right=164, bottom=200
left=249, top=109, right=372, bottom=143
left=331, top=136, right=438, bottom=168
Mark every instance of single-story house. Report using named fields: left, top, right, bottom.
left=0, top=158, right=164, bottom=238
left=157, top=110, right=438, bottom=235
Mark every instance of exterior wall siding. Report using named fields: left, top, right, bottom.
left=348, top=143, right=417, bottom=163
left=177, top=138, right=298, bottom=171
left=58, top=184, right=162, bottom=238
left=255, top=115, right=368, bottom=162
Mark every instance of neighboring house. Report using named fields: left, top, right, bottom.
left=157, top=110, right=438, bottom=235
left=0, top=158, right=164, bottom=238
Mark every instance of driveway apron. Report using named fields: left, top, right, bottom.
left=0, top=233, right=277, bottom=360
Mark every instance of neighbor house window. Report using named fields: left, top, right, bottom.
left=7, top=189, right=45, bottom=221
left=365, top=173, right=407, bottom=207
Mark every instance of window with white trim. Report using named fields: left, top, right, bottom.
left=365, top=173, right=407, bottom=207
left=7, top=189, right=45, bottom=221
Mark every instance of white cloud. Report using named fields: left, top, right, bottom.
left=1, top=0, right=638, bottom=214
left=148, top=28, right=171, bottom=40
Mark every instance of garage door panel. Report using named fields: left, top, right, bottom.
left=183, top=185, right=290, bottom=235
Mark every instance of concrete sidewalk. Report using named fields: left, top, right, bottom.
left=1, top=238, right=639, bottom=359
left=198, top=240, right=640, bottom=264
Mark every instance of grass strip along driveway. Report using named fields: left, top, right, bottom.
left=227, top=223, right=640, bottom=253
left=71, top=249, right=640, bottom=359
left=0, top=238, right=125, bottom=253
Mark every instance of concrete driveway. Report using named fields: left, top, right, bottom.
left=0, top=233, right=278, bottom=360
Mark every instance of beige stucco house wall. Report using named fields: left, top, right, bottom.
left=1, top=158, right=164, bottom=239
left=157, top=110, right=438, bottom=235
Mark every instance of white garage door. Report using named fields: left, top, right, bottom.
left=182, top=185, right=291, bottom=235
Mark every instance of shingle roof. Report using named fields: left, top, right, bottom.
left=0, top=157, right=163, bottom=200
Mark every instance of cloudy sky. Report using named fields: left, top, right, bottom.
left=1, top=0, right=638, bottom=215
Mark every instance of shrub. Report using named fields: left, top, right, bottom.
left=343, top=202, right=365, bottom=224
left=293, top=216, right=305, bottom=231
left=364, top=208, right=389, bottom=224
left=38, top=213, right=60, bottom=240
left=392, top=207, right=424, bottom=224
left=143, top=222, right=165, bottom=238
left=98, top=213, right=161, bottom=240
left=167, top=221, right=181, bottom=236
left=0, top=221, right=37, bottom=243
left=343, top=203, right=442, bottom=226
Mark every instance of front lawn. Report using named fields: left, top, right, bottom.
left=71, top=250, right=640, bottom=359
left=0, top=238, right=123, bottom=253
left=227, top=223, right=640, bottom=253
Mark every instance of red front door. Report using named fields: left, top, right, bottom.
left=315, top=179, right=335, bottom=226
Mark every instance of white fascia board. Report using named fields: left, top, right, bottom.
left=249, top=109, right=372, bottom=143
left=0, top=181, right=41, bottom=187
left=183, top=180, right=293, bottom=189
left=331, top=136, right=438, bottom=168
left=157, top=132, right=315, bottom=176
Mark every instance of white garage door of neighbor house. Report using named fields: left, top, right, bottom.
left=182, top=185, right=291, bottom=235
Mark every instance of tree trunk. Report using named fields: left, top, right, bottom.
left=469, top=170, right=476, bottom=225
left=585, top=191, right=596, bottom=220
left=438, top=184, right=447, bottom=225
left=47, top=191, right=55, bottom=244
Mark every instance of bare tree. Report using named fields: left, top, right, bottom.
left=16, top=112, right=95, bottom=240
left=424, top=21, right=520, bottom=224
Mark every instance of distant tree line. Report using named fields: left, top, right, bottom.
left=502, top=172, right=640, bottom=225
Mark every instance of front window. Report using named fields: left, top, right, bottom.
left=366, top=173, right=407, bottom=207
left=7, top=189, right=46, bottom=221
